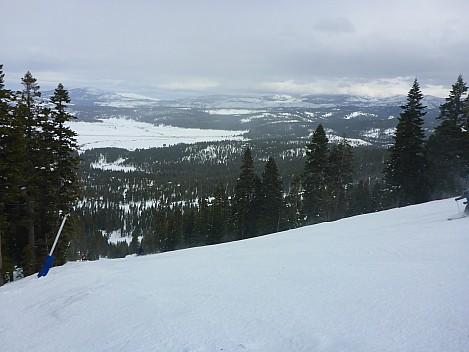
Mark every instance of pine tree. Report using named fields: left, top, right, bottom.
left=427, top=75, right=468, bottom=197
left=38, top=83, right=80, bottom=265
left=348, top=179, right=373, bottom=216
left=48, top=83, right=80, bottom=211
left=195, top=196, right=210, bottom=245
left=144, top=203, right=166, bottom=253
left=0, top=64, right=10, bottom=286
left=14, top=71, right=45, bottom=273
left=385, top=79, right=427, bottom=206
left=166, top=205, right=183, bottom=251
left=250, top=174, right=262, bottom=236
left=463, top=94, right=469, bottom=175
left=439, top=75, right=468, bottom=126
left=182, top=205, right=197, bottom=247
left=207, top=184, right=229, bottom=244
left=284, top=174, right=302, bottom=229
left=258, top=157, right=284, bottom=235
left=302, top=124, right=329, bottom=224
left=326, top=137, right=354, bottom=220
left=231, top=147, right=257, bottom=239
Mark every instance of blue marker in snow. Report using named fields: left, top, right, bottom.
left=38, top=214, right=69, bottom=278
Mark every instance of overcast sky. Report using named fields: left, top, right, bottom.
left=3, top=0, right=469, bottom=98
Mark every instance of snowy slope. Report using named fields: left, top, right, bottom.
left=1, top=199, right=468, bottom=352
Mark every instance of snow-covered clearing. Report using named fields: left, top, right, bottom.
left=344, top=111, right=378, bottom=120
left=208, top=108, right=259, bottom=115
left=361, top=127, right=396, bottom=140
left=1, top=198, right=468, bottom=352
left=90, top=156, right=138, bottom=172
left=326, top=134, right=371, bottom=147
left=67, top=118, right=247, bottom=150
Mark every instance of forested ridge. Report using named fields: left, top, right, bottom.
left=1, top=66, right=468, bottom=284
left=74, top=141, right=389, bottom=258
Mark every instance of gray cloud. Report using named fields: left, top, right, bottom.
left=2, top=0, right=469, bottom=97
left=313, top=17, right=356, bottom=34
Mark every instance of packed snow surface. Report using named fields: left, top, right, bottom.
left=1, top=199, right=468, bottom=352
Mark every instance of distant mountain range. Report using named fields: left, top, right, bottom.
left=46, top=87, right=445, bottom=147
left=63, top=87, right=444, bottom=109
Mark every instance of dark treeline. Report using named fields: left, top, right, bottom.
left=1, top=66, right=468, bottom=283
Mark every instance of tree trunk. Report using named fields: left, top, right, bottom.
left=0, top=200, right=4, bottom=286
left=0, top=229, right=3, bottom=287
left=28, top=198, right=35, bottom=272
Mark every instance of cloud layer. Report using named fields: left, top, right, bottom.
left=3, top=0, right=469, bottom=97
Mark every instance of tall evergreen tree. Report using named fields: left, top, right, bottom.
left=48, top=83, right=80, bottom=211
left=302, top=124, right=329, bottom=224
left=37, top=83, right=81, bottom=266
left=0, top=64, right=11, bottom=285
left=231, top=147, right=257, bottom=239
left=14, top=71, right=45, bottom=273
left=439, top=75, right=468, bottom=126
left=427, top=75, right=468, bottom=196
left=463, top=94, right=469, bottom=175
left=326, top=137, right=354, bottom=220
left=208, top=184, right=229, bottom=244
left=385, top=79, right=427, bottom=206
left=0, top=103, right=29, bottom=281
left=258, top=157, right=284, bottom=235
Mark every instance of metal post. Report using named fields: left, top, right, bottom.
left=49, top=214, right=69, bottom=256
left=38, top=214, right=70, bottom=278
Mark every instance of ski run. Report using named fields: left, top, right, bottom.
left=1, top=198, right=468, bottom=352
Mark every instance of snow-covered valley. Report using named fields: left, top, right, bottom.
left=1, top=198, right=468, bottom=352
left=68, top=117, right=247, bottom=150
left=56, top=88, right=444, bottom=148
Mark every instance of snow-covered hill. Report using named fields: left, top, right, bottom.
left=1, top=199, right=467, bottom=352
left=65, top=87, right=159, bottom=108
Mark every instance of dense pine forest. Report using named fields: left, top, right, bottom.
left=73, top=141, right=389, bottom=258
left=1, top=65, right=468, bottom=285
